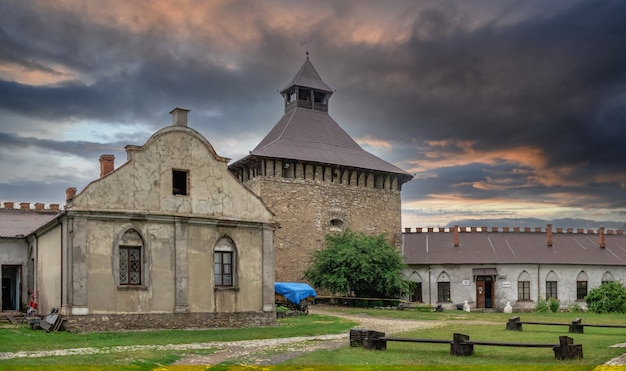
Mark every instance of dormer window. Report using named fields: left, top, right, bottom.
left=173, top=169, right=188, bottom=195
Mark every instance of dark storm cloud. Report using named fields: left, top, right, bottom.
left=0, top=0, right=625, bottom=223
left=0, top=131, right=125, bottom=159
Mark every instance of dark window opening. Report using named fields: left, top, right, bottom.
left=215, top=251, right=233, bottom=286
left=437, top=282, right=451, bottom=302
left=576, top=281, right=587, bottom=300
left=546, top=281, right=558, bottom=299
left=173, top=169, right=188, bottom=195
left=119, top=246, right=141, bottom=285
left=518, top=281, right=530, bottom=301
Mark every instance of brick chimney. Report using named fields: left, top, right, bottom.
left=170, top=107, right=190, bottom=126
left=35, top=203, right=45, bottom=211
left=453, top=225, right=459, bottom=247
left=66, top=187, right=77, bottom=202
left=3, top=202, right=14, bottom=209
left=50, top=204, right=60, bottom=212
left=405, top=227, right=411, bottom=233
left=546, top=224, right=553, bottom=247
left=20, top=202, right=30, bottom=211
left=599, top=227, right=606, bottom=249
left=99, top=154, right=115, bottom=178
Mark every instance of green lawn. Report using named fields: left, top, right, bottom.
left=1, top=307, right=626, bottom=370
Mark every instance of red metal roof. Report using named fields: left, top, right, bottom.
left=403, top=229, right=626, bottom=266
left=0, top=209, right=59, bottom=238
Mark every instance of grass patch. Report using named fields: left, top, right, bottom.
left=0, top=314, right=355, bottom=368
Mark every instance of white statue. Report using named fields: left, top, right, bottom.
left=463, top=300, right=470, bottom=312
left=504, top=301, right=513, bottom=313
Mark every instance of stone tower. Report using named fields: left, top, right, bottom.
left=229, top=54, right=412, bottom=282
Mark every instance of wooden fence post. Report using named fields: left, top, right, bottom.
left=569, top=318, right=584, bottom=333
left=506, top=316, right=522, bottom=331
left=451, top=333, right=473, bottom=356
left=553, top=336, right=583, bottom=360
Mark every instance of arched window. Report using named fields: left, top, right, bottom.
left=214, top=236, right=236, bottom=287
left=576, top=271, right=589, bottom=300
left=545, top=271, right=558, bottom=299
left=517, top=271, right=531, bottom=301
left=602, top=271, right=615, bottom=284
left=437, top=272, right=451, bottom=302
left=117, top=228, right=144, bottom=286
left=406, top=271, right=423, bottom=303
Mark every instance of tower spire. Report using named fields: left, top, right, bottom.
left=300, top=39, right=312, bottom=58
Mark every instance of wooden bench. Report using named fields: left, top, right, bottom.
left=358, top=330, right=582, bottom=360
left=507, top=316, right=626, bottom=333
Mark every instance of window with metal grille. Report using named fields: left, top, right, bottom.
left=518, top=281, right=530, bottom=301
left=214, top=251, right=233, bottom=286
left=437, top=282, right=451, bottom=302
left=546, top=281, right=558, bottom=299
left=576, top=281, right=588, bottom=300
left=119, top=246, right=141, bottom=285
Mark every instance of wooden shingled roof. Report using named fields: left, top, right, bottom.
left=403, top=227, right=626, bottom=266
left=233, top=56, right=412, bottom=182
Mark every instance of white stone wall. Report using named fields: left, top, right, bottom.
left=403, top=263, right=626, bottom=311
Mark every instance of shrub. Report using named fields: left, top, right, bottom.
left=568, top=303, right=583, bottom=313
left=586, top=281, right=626, bottom=313
left=548, top=297, right=560, bottom=313
left=535, top=297, right=549, bottom=313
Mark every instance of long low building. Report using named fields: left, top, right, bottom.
left=401, top=225, right=625, bottom=311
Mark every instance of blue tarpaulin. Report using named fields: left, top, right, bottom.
left=275, top=282, right=316, bottom=305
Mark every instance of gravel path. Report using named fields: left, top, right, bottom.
left=2, top=306, right=625, bottom=367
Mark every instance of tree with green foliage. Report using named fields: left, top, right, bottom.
left=303, top=229, right=408, bottom=298
left=585, top=281, right=626, bottom=313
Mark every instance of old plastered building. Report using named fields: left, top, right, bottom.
left=402, top=225, right=626, bottom=311
left=229, top=54, right=413, bottom=282
left=0, top=202, right=59, bottom=311
left=9, top=109, right=277, bottom=331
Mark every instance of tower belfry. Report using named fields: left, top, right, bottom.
left=229, top=55, right=412, bottom=282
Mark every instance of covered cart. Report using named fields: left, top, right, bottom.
left=274, top=282, right=316, bottom=315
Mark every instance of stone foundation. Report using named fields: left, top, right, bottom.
left=64, top=311, right=277, bottom=332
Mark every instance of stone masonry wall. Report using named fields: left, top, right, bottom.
left=64, top=311, right=276, bottom=332
left=251, top=176, right=403, bottom=283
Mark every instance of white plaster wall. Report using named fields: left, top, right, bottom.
left=403, top=264, right=626, bottom=311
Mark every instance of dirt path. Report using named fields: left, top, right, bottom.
left=173, top=306, right=443, bottom=365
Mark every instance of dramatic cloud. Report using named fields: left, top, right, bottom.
left=1, top=0, right=625, bottom=227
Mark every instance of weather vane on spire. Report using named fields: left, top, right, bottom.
left=300, top=39, right=312, bottom=57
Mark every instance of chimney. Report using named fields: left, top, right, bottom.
left=535, top=227, right=542, bottom=232
left=577, top=228, right=584, bottom=234
left=35, top=203, right=45, bottom=211
left=405, top=227, right=411, bottom=233
left=3, top=202, right=14, bottom=209
left=556, top=227, right=563, bottom=233
left=170, top=107, right=190, bottom=126
left=503, top=227, right=510, bottom=232
left=618, top=230, right=624, bottom=235
left=427, top=227, right=434, bottom=233
left=416, top=227, right=422, bottom=233
left=600, top=227, right=606, bottom=249
left=454, top=225, right=459, bottom=247
left=99, top=154, right=115, bottom=178
left=50, top=204, right=60, bottom=212
left=20, top=202, right=30, bottom=211
left=524, top=227, right=531, bottom=232
left=66, top=187, right=77, bottom=202
left=547, top=224, right=553, bottom=247
left=514, top=227, right=520, bottom=232
left=471, top=227, right=477, bottom=232
left=566, top=228, right=573, bottom=234
left=481, top=226, right=488, bottom=232
left=492, top=226, right=499, bottom=232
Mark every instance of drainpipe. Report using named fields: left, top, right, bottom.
left=428, top=265, right=432, bottom=306
left=537, top=264, right=541, bottom=302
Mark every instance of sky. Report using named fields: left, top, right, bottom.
left=1, top=0, right=625, bottom=228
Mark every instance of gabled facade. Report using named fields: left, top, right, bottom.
left=229, top=54, right=413, bottom=282
left=28, top=109, right=277, bottom=331
left=402, top=225, right=626, bottom=311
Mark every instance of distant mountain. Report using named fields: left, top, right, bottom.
left=445, top=218, right=626, bottom=231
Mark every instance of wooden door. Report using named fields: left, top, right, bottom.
left=476, top=280, right=486, bottom=308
